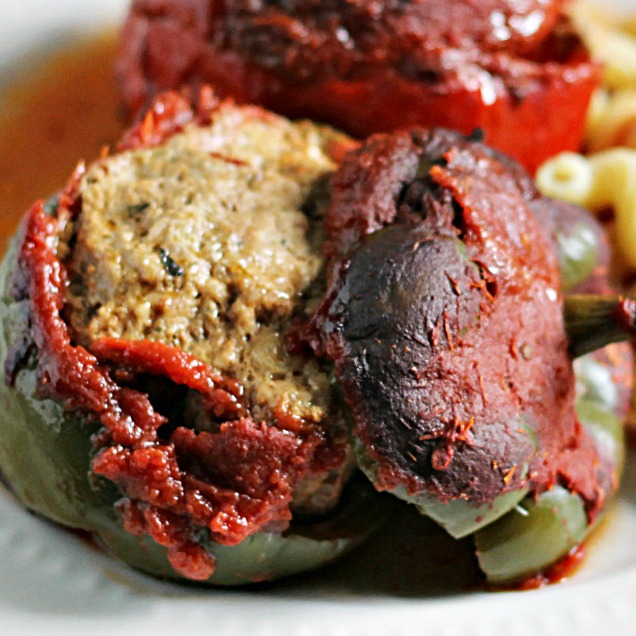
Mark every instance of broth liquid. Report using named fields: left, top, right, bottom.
left=0, top=33, right=125, bottom=252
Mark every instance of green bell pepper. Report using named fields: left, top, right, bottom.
left=312, top=127, right=630, bottom=582
left=475, top=362, right=625, bottom=585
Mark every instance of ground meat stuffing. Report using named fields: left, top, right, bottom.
left=64, top=99, right=348, bottom=427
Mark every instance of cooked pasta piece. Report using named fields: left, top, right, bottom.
left=586, top=89, right=636, bottom=152
left=537, top=148, right=636, bottom=268
left=535, top=152, right=594, bottom=208
left=572, top=2, right=636, bottom=90
left=571, top=2, right=636, bottom=152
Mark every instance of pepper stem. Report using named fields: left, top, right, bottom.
left=564, top=295, right=636, bottom=359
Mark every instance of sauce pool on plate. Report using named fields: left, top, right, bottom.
left=0, top=32, right=125, bottom=253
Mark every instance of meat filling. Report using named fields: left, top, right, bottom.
left=64, top=100, right=342, bottom=427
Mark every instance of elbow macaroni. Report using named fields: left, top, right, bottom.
left=586, top=88, right=636, bottom=153
left=572, top=2, right=636, bottom=90
left=571, top=2, right=636, bottom=152
left=537, top=3, right=636, bottom=270
left=535, top=152, right=594, bottom=209
left=537, top=149, right=636, bottom=268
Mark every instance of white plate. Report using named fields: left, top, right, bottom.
left=2, top=1, right=636, bottom=635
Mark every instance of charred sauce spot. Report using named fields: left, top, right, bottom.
left=450, top=199, right=466, bottom=240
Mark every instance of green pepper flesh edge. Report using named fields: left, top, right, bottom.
left=474, top=354, right=625, bottom=585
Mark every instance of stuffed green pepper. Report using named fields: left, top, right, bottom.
left=0, top=90, right=388, bottom=585
left=307, top=126, right=633, bottom=583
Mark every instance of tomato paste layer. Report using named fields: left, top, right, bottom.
left=117, top=0, right=600, bottom=172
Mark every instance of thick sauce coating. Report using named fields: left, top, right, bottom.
left=215, top=0, right=565, bottom=82
left=117, top=0, right=599, bottom=172
left=310, top=128, right=615, bottom=519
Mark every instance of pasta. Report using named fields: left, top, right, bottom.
left=535, top=2, right=636, bottom=271
left=571, top=2, right=636, bottom=152
left=537, top=148, right=636, bottom=268
left=572, top=8, right=636, bottom=89
left=586, top=88, right=636, bottom=153
left=535, top=152, right=595, bottom=208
